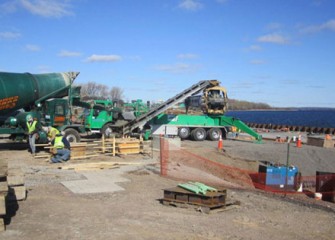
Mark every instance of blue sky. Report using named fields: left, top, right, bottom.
left=0, top=0, right=334, bottom=107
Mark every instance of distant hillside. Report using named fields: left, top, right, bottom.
left=228, top=99, right=271, bottom=110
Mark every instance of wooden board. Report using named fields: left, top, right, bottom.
left=7, top=175, right=24, bottom=187
left=0, top=195, right=6, bottom=216
left=0, top=218, right=4, bottom=232
left=8, top=185, right=26, bottom=201
left=59, top=161, right=141, bottom=170
left=0, top=182, right=7, bottom=195
left=0, top=160, right=7, bottom=178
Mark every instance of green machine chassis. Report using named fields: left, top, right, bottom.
left=151, top=113, right=262, bottom=142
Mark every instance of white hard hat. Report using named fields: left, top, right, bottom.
left=26, top=114, right=33, bottom=121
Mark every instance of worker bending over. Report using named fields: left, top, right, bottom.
left=50, top=133, right=71, bottom=163
left=43, top=126, right=60, bottom=142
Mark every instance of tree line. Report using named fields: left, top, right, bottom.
left=227, top=99, right=271, bottom=110
left=76, top=82, right=124, bottom=101
left=77, top=82, right=272, bottom=110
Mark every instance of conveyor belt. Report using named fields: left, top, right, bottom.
left=122, top=80, right=220, bottom=135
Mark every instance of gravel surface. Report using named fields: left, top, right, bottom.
left=0, top=138, right=335, bottom=240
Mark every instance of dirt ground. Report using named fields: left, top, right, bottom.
left=0, top=137, right=335, bottom=240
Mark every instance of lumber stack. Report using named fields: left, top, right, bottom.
left=7, top=161, right=26, bottom=201
left=94, top=135, right=116, bottom=156
left=116, top=138, right=141, bottom=155
left=70, top=142, right=99, bottom=160
left=95, top=136, right=146, bottom=156
left=36, top=136, right=149, bottom=160
left=0, top=159, right=8, bottom=232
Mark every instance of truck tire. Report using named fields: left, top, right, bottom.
left=102, top=123, right=114, bottom=138
left=207, top=128, right=222, bottom=141
left=64, top=128, right=80, bottom=143
left=178, top=127, right=190, bottom=139
left=191, top=128, right=206, bottom=141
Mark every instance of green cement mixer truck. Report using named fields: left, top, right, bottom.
left=0, top=71, right=147, bottom=143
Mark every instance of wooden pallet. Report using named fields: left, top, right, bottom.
left=161, top=186, right=229, bottom=214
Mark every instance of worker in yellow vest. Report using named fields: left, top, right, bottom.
left=26, top=114, right=41, bottom=156
left=43, top=126, right=60, bottom=142
left=50, top=133, right=71, bottom=163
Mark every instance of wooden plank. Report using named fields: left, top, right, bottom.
left=59, top=161, right=141, bottom=170
left=0, top=195, right=6, bottom=216
left=8, top=185, right=26, bottom=201
left=0, top=182, right=8, bottom=195
left=35, top=143, right=49, bottom=147
left=7, top=175, right=24, bottom=187
left=118, top=149, right=140, bottom=155
left=35, top=154, right=51, bottom=158
left=0, top=164, right=7, bottom=178
left=64, top=165, right=119, bottom=171
left=69, top=154, right=100, bottom=160
left=0, top=218, right=4, bottom=232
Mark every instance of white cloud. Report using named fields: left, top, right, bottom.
left=25, top=44, right=40, bottom=51
left=58, top=50, right=82, bottom=57
left=85, top=54, right=122, bottom=63
left=0, top=31, right=21, bottom=39
left=257, top=33, right=290, bottom=45
left=177, top=53, right=198, bottom=59
left=20, top=0, right=73, bottom=18
left=155, top=63, right=201, bottom=74
left=178, top=0, right=203, bottom=11
left=300, top=19, right=335, bottom=33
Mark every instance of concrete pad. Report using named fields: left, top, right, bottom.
left=62, top=180, right=125, bottom=194
left=61, top=165, right=138, bottom=194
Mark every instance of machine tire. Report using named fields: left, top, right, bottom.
left=178, top=127, right=190, bottom=139
left=63, top=128, right=80, bottom=143
left=191, top=128, right=206, bottom=141
left=207, top=128, right=222, bottom=141
left=101, top=123, right=114, bottom=138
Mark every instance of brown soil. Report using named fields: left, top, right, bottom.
left=0, top=138, right=335, bottom=240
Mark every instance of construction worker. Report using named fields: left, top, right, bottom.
left=43, top=126, right=60, bottom=142
left=26, top=114, right=40, bottom=156
left=50, top=132, right=71, bottom=163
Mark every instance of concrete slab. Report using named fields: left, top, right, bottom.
left=61, top=165, right=139, bottom=194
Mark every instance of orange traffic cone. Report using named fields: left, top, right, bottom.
left=296, top=135, right=302, bottom=148
left=218, top=135, right=223, bottom=150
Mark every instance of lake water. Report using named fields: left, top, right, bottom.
left=225, top=110, right=335, bottom=128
